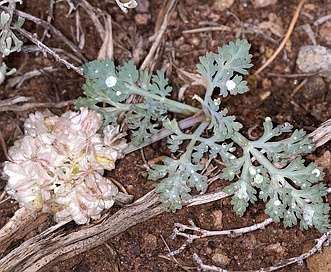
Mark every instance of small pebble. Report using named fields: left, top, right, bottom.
left=212, top=249, right=231, bottom=266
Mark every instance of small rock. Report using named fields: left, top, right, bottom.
left=296, top=45, right=331, bottom=77
left=252, top=0, right=277, bottom=8
left=265, top=242, right=285, bottom=255
left=212, top=249, right=231, bottom=266
left=213, top=0, right=234, bottom=12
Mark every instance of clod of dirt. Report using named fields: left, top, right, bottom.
left=296, top=45, right=331, bottom=77
left=315, top=150, right=331, bottom=170
left=211, top=210, right=223, bottom=229
left=303, top=240, right=331, bottom=272
left=265, top=242, right=285, bottom=255
left=258, top=13, right=284, bottom=37
left=141, top=233, right=158, bottom=251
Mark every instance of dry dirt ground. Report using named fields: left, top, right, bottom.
left=1, top=0, right=331, bottom=271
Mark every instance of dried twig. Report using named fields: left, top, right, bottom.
left=97, top=14, right=113, bottom=60
left=182, top=25, right=232, bottom=34
left=7, top=66, right=57, bottom=88
left=0, top=99, right=75, bottom=112
left=254, top=0, right=306, bottom=75
left=290, top=78, right=307, bottom=97
left=267, top=71, right=321, bottom=78
left=168, top=218, right=273, bottom=257
left=140, top=0, right=178, bottom=70
left=193, top=230, right=331, bottom=271
left=40, top=0, right=55, bottom=43
left=0, top=95, right=33, bottom=107
left=79, top=0, right=105, bottom=39
left=314, top=13, right=331, bottom=26
left=308, top=118, right=331, bottom=148
left=16, top=27, right=82, bottom=74
left=0, top=130, right=8, bottom=160
left=22, top=45, right=83, bottom=64
left=0, top=5, right=87, bottom=63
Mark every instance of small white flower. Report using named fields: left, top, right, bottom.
left=105, top=75, right=117, bottom=88
left=312, top=169, right=321, bottom=177
left=249, top=166, right=257, bottom=176
left=115, top=0, right=138, bottom=13
left=123, top=0, right=137, bottom=8
left=226, top=80, right=236, bottom=91
left=274, top=200, right=281, bottom=206
left=254, top=174, right=263, bottom=184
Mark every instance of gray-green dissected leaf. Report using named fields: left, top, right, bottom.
left=81, top=59, right=139, bottom=102
left=197, top=39, right=253, bottom=97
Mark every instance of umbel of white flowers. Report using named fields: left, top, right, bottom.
left=3, top=108, right=127, bottom=224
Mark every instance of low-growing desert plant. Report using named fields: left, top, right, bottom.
left=4, top=39, right=330, bottom=232
left=74, top=39, right=330, bottom=232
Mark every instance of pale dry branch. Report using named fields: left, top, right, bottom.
left=193, top=230, right=331, bottom=271
left=308, top=118, right=331, bottom=148
left=40, top=0, right=55, bottom=43
left=168, top=218, right=273, bottom=257
left=79, top=0, right=105, bottom=39
left=16, top=27, right=82, bottom=74
left=254, top=0, right=306, bottom=75
left=0, top=95, right=33, bottom=107
left=314, top=13, right=331, bottom=26
left=0, top=190, right=163, bottom=271
left=0, top=99, right=75, bottom=112
left=22, top=45, right=83, bottom=64
left=0, top=5, right=87, bottom=63
left=140, top=0, right=178, bottom=70
left=7, top=66, right=57, bottom=88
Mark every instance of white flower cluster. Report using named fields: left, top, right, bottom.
left=3, top=108, right=127, bottom=224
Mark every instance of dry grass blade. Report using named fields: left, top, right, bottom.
left=140, top=0, right=178, bottom=70
left=254, top=0, right=306, bottom=75
left=97, top=14, right=113, bottom=60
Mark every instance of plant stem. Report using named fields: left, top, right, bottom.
left=203, top=78, right=214, bottom=101
left=126, top=84, right=200, bottom=116
left=124, top=111, right=207, bottom=154
left=231, top=131, right=276, bottom=174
